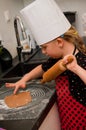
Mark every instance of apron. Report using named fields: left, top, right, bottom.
left=55, top=75, right=86, bottom=129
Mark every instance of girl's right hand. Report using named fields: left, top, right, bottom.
left=5, top=79, right=26, bottom=94
left=62, top=54, right=78, bottom=72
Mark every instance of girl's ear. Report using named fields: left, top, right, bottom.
left=56, top=37, right=64, bottom=48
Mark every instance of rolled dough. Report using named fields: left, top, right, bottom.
left=4, top=91, right=32, bottom=108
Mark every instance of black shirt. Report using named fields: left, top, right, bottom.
left=42, top=51, right=86, bottom=106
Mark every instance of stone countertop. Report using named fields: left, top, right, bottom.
left=0, top=80, right=56, bottom=130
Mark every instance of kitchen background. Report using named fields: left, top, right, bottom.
left=0, top=0, right=86, bottom=58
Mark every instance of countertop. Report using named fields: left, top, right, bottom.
left=0, top=48, right=56, bottom=130
left=0, top=80, right=56, bottom=130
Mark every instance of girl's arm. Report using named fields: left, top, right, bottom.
left=5, top=64, right=44, bottom=94
left=63, top=55, right=86, bottom=84
left=69, top=64, right=86, bottom=84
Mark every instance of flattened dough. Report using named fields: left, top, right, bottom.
left=4, top=91, right=32, bottom=108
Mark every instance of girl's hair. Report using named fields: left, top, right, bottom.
left=62, top=26, right=86, bottom=55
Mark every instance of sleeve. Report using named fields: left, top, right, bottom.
left=42, top=57, right=59, bottom=72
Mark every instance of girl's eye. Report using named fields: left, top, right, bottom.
left=43, top=46, right=46, bottom=49
left=41, top=46, right=47, bottom=50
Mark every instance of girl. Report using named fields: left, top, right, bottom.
left=6, top=26, right=86, bottom=129
left=5, top=0, right=86, bottom=129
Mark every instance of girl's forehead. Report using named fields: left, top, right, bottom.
left=40, top=43, right=48, bottom=47
left=40, top=38, right=58, bottom=47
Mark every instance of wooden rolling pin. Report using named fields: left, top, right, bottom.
left=41, top=56, right=74, bottom=83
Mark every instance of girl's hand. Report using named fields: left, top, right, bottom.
left=5, top=79, right=26, bottom=94
left=62, top=55, right=78, bottom=71
left=63, top=54, right=86, bottom=84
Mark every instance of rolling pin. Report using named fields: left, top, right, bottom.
left=41, top=55, right=74, bottom=83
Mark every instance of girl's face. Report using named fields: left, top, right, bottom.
left=40, top=38, right=63, bottom=59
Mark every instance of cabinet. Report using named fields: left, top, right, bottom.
left=39, top=102, right=61, bottom=130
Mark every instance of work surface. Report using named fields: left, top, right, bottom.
left=0, top=80, right=56, bottom=130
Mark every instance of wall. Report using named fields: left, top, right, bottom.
left=0, top=0, right=24, bottom=58
left=56, top=0, right=86, bottom=36
left=23, top=0, right=34, bottom=6
left=0, top=0, right=86, bottom=58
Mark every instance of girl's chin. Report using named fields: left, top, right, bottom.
left=50, top=56, right=57, bottom=59
left=51, top=55, right=58, bottom=58
left=47, top=54, right=58, bottom=59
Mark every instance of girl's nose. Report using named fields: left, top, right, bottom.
left=41, top=49, right=46, bottom=54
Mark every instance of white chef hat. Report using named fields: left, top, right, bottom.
left=20, top=0, right=71, bottom=45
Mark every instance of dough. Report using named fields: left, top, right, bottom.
left=4, top=91, right=32, bottom=108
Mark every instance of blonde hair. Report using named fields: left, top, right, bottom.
left=63, top=26, right=86, bottom=55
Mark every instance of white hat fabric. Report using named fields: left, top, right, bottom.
left=20, top=0, right=71, bottom=45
